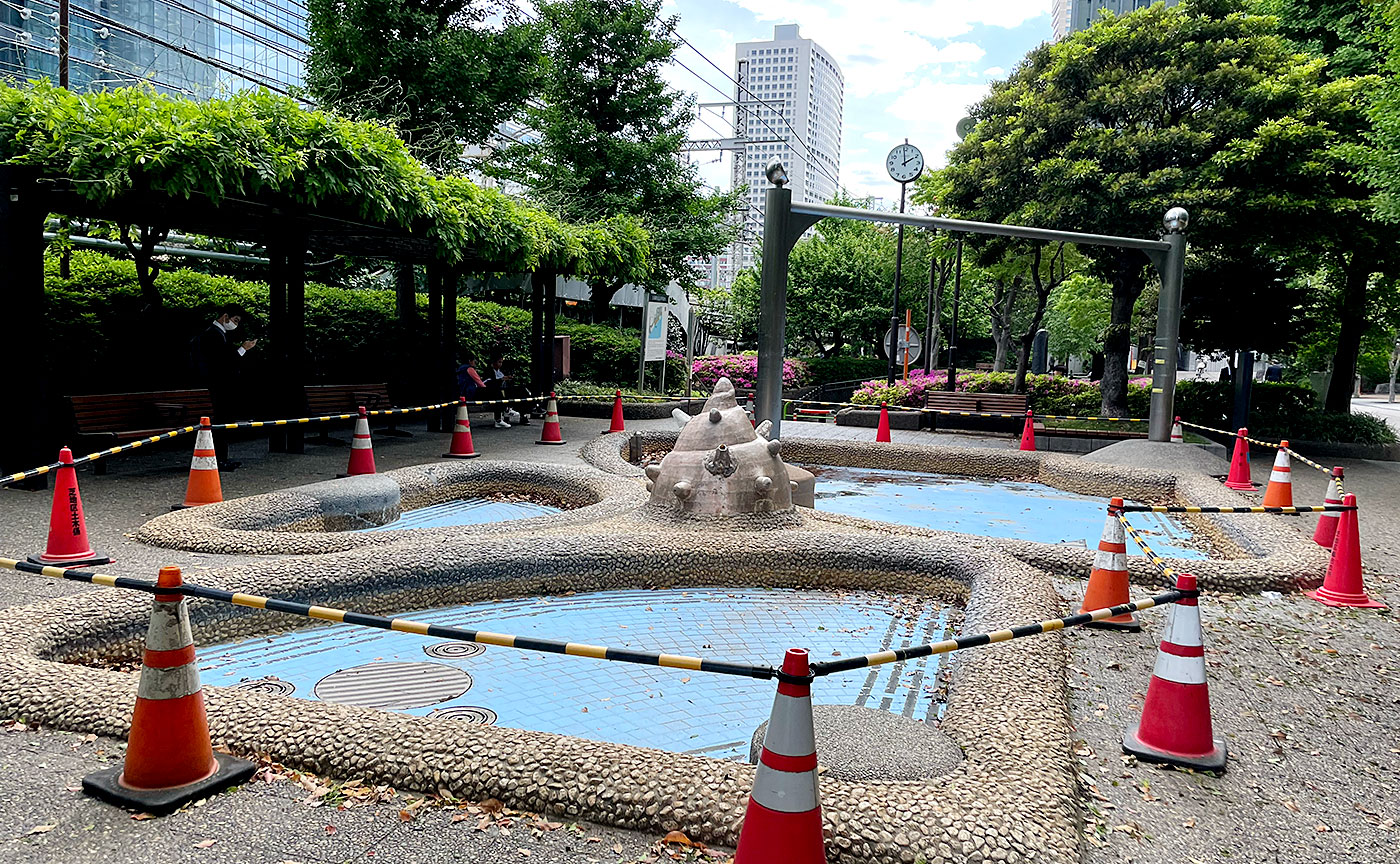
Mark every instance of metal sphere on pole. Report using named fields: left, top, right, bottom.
left=1148, top=207, right=1189, bottom=442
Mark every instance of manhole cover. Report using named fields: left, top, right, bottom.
left=313, top=662, right=471, bottom=710
left=230, top=677, right=296, bottom=696
left=423, top=641, right=485, bottom=660
left=427, top=706, right=498, bottom=725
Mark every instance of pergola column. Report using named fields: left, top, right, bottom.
left=0, top=166, right=50, bottom=489
left=425, top=263, right=444, bottom=432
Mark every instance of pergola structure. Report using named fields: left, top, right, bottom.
left=754, top=169, right=1188, bottom=441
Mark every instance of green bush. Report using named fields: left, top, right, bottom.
left=557, top=322, right=641, bottom=386
left=1169, top=380, right=1394, bottom=445
left=800, top=356, right=889, bottom=385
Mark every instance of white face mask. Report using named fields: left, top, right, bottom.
left=223, top=319, right=239, bottom=332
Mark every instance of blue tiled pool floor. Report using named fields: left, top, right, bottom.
left=202, top=589, right=953, bottom=760
left=359, top=497, right=562, bottom=531
left=804, top=464, right=1206, bottom=559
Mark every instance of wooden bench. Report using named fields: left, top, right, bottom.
left=67, top=389, right=215, bottom=474
left=302, top=383, right=410, bottom=442
left=923, top=391, right=1031, bottom=433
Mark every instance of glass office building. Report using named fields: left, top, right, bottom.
left=1052, top=0, right=1180, bottom=40
left=0, top=0, right=307, bottom=97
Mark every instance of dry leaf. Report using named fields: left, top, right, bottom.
left=192, top=839, right=216, bottom=849
left=398, top=809, right=417, bottom=822
left=479, top=798, right=504, bottom=814
left=26, top=825, right=56, bottom=835
left=130, top=813, right=155, bottom=822
left=663, top=831, right=694, bottom=846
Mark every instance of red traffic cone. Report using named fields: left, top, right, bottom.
left=1170, top=416, right=1184, bottom=444
left=875, top=402, right=891, bottom=443
left=179, top=417, right=223, bottom=508
left=1312, top=466, right=1344, bottom=548
left=1122, top=573, right=1227, bottom=773
left=1223, top=428, right=1253, bottom=490
left=1019, top=409, right=1036, bottom=451
left=28, top=447, right=111, bottom=568
left=1081, top=499, right=1141, bottom=632
left=346, top=406, right=377, bottom=475
left=745, top=394, right=757, bottom=428
left=442, top=398, right=480, bottom=459
left=1260, top=442, right=1293, bottom=508
left=605, top=390, right=626, bottom=434
left=734, top=648, right=826, bottom=864
left=536, top=392, right=566, bottom=445
left=1306, top=494, right=1385, bottom=609
left=82, top=566, right=255, bottom=814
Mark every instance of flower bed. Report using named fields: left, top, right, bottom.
left=850, top=371, right=1154, bottom=415
left=691, top=354, right=808, bottom=391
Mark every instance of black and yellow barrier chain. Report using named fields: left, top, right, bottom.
left=784, top=396, right=1147, bottom=423
left=0, top=426, right=201, bottom=486
left=0, top=558, right=797, bottom=684
left=1117, top=503, right=1356, bottom=514
left=809, top=585, right=1191, bottom=678
left=1034, top=414, right=1147, bottom=422
left=1178, top=419, right=1336, bottom=478
left=1283, top=446, right=1333, bottom=477
left=1116, top=514, right=1181, bottom=587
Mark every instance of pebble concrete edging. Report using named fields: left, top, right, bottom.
left=590, top=431, right=1330, bottom=593
left=0, top=467, right=1082, bottom=864
left=133, top=460, right=647, bottom=555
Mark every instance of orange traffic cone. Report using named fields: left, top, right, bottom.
left=28, top=447, right=111, bottom=568
left=1312, top=466, right=1344, bottom=548
left=734, top=648, right=826, bottom=864
left=745, top=394, right=757, bottom=428
left=1260, top=442, right=1293, bottom=508
left=346, top=406, right=377, bottom=475
left=876, top=402, right=891, bottom=443
left=1223, top=428, right=1253, bottom=490
left=1081, top=499, right=1140, bottom=632
left=536, top=392, right=566, bottom=445
left=178, top=418, right=223, bottom=508
left=82, top=566, right=255, bottom=813
left=1170, top=417, right=1184, bottom=444
left=1019, top=409, right=1036, bottom=451
left=606, top=390, right=626, bottom=434
left=1305, top=494, right=1385, bottom=609
left=442, top=398, right=480, bottom=459
left=1122, top=573, right=1227, bottom=773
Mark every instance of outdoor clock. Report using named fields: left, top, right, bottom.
left=886, top=142, right=924, bottom=183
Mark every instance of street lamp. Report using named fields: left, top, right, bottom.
left=1164, top=207, right=1189, bottom=233
left=765, top=160, right=789, bottom=187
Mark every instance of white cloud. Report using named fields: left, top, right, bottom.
left=982, top=66, right=1006, bottom=77
left=863, top=130, right=892, bottom=143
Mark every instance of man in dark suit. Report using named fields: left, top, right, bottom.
left=191, top=303, right=257, bottom=470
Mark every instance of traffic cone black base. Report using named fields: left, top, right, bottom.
left=82, top=752, right=256, bottom=816
left=26, top=551, right=112, bottom=568
left=1084, top=617, right=1142, bottom=633
left=1121, top=727, right=1227, bottom=774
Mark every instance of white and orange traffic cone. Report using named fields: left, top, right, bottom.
left=1312, top=466, right=1344, bottom=548
left=178, top=417, right=223, bottom=508
left=346, top=406, right=377, bottom=475
left=442, top=398, right=480, bottom=459
left=1170, top=417, right=1184, bottom=444
left=28, top=447, right=111, bottom=568
left=1306, top=494, right=1385, bottom=609
left=82, top=566, right=255, bottom=813
left=1019, top=409, right=1036, bottom=451
left=536, top=392, right=566, bottom=445
left=1122, top=573, right=1227, bottom=773
left=1080, top=499, right=1140, bottom=632
left=734, top=648, right=825, bottom=864
left=876, top=402, right=891, bottom=443
left=1223, top=428, right=1253, bottom=490
left=605, top=390, right=626, bottom=434
left=1260, top=443, right=1293, bottom=508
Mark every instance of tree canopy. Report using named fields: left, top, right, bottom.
left=492, top=0, right=740, bottom=302
left=930, top=0, right=1368, bottom=415
left=0, top=81, right=651, bottom=284
left=305, top=0, right=541, bottom=169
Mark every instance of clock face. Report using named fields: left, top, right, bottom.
left=886, top=143, right=924, bottom=183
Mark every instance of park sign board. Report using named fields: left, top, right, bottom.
left=645, top=296, right=668, bottom=361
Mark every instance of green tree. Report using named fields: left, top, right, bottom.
left=493, top=0, right=740, bottom=307
left=932, top=0, right=1367, bottom=416
left=305, top=0, right=541, bottom=168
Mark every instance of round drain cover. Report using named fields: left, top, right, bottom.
left=230, top=677, right=296, bottom=696
left=423, top=641, right=485, bottom=660
left=427, top=706, right=498, bottom=725
left=314, top=662, right=471, bottom=710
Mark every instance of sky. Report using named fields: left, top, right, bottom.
left=660, top=0, right=1054, bottom=205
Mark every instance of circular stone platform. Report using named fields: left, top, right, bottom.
left=750, top=704, right=964, bottom=782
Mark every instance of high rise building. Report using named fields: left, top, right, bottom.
left=1053, top=0, right=1179, bottom=40
left=728, top=23, right=843, bottom=279
left=1, top=0, right=307, bottom=98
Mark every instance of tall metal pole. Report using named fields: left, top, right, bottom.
left=886, top=182, right=908, bottom=384
left=1148, top=208, right=1189, bottom=442
left=758, top=183, right=795, bottom=436
left=58, top=0, right=69, bottom=89
left=945, top=236, right=963, bottom=391
left=923, top=241, right=936, bottom=374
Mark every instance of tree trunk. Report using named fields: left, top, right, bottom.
left=988, top=277, right=1020, bottom=373
left=1324, top=256, right=1373, bottom=413
left=1100, top=255, right=1146, bottom=416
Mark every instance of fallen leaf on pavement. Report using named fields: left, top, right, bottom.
left=663, top=831, right=695, bottom=846
left=130, top=813, right=155, bottom=821
left=192, top=839, right=216, bottom=849
left=26, top=825, right=56, bottom=835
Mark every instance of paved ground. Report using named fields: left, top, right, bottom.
left=1353, top=395, right=1400, bottom=434
left=1, top=413, right=1396, bottom=863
